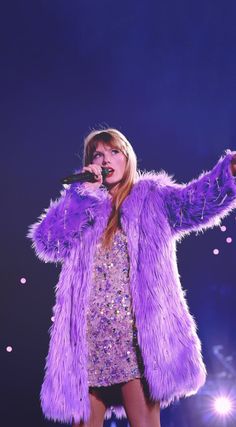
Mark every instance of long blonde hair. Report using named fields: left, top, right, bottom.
left=83, top=128, right=137, bottom=248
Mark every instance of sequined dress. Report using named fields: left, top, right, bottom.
left=86, top=228, right=144, bottom=387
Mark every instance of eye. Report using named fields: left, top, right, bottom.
left=111, top=149, right=119, bottom=154
left=92, top=152, right=102, bottom=159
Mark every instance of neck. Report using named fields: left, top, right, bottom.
left=105, top=182, right=119, bottom=197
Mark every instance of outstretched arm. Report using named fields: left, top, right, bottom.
left=163, top=150, right=236, bottom=238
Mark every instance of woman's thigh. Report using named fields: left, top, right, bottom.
left=72, top=390, right=107, bottom=427
left=121, top=378, right=161, bottom=427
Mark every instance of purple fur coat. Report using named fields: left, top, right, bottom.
left=28, top=150, right=236, bottom=424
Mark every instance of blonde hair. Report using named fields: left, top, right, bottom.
left=83, top=128, right=137, bottom=248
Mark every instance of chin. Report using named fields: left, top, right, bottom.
left=105, top=177, right=115, bottom=183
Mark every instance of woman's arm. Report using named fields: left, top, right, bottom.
left=27, top=183, right=108, bottom=263
left=162, top=150, right=236, bottom=238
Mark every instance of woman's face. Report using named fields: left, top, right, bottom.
left=92, top=141, right=127, bottom=191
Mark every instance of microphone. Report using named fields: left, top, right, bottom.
left=60, top=168, right=110, bottom=184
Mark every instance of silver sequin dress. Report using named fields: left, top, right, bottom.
left=86, top=228, right=144, bottom=387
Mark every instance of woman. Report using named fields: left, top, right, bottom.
left=28, top=128, right=236, bottom=427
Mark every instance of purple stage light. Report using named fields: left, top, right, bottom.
left=213, top=396, right=233, bottom=416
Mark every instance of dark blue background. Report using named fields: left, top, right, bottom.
left=1, top=1, right=236, bottom=426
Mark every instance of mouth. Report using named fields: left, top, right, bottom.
left=104, top=168, right=114, bottom=177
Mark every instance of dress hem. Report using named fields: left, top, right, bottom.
left=88, top=373, right=144, bottom=389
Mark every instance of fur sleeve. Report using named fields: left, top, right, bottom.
left=27, top=183, right=108, bottom=263
left=162, top=150, right=236, bottom=238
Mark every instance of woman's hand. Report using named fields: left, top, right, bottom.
left=81, top=164, right=103, bottom=190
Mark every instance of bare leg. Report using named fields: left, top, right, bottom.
left=72, top=390, right=106, bottom=427
left=121, top=378, right=161, bottom=427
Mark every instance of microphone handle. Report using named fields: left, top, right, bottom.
left=61, top=168, right=109, bottom=184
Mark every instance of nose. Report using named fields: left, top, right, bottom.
left=102, top=155, right=111, bottom=165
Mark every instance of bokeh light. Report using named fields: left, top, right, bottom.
left=226, top=237, right=232, bottom=243
left=213, top=249, right=219, bottom=255
left=20, top=277, right=27, bottom=284
left=6, top=346, right=12, bottom=352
